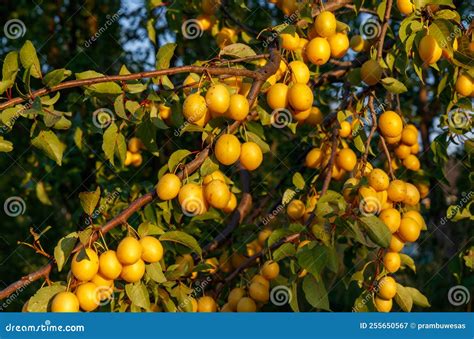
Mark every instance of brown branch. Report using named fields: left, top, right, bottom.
left=361, top=95, right=378, bottom=168
left=321, top=130, right=339, bottom=195
left=312, top=0, right=353, bottom=16
left=380, top=136, right=395, bottom=179
left=376, top=0, right=393, bottom=60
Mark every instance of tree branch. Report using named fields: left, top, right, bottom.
left=376, top=0, right=393, bottom=60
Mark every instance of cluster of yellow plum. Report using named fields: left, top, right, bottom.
left=455, top=73, right=474, bottom=98
left=124, top=137, right=143, bottom=167
left=373, top=275, right=398, bottom=312
left=50, top=236, right=164, bottom=312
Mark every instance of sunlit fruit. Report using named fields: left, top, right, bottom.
left=266, top=83, right=289, bottom=109
left=178, top=183, right=208, bottom=216
left=182, top=74, right=199, bottom=95
left=385, top=134, right=402, bottom=144
left=226, top=94, right=250, bottom=121
left=228, top=287, right=246, bottom=309
left=258, top=229, right=272, bottom=246
left=239, top=142, right=263, bottom=171
left=404, top=210, right=424, bottom=229
left=314, top=11, right=337, bottom=37
left=305, top=148, right=323, bottom=168
left=216, top=28, right=236, bottom=49
left=379, top=111, right=403, bottom=137
left=397, top=0, right=414, bottom=15
left=220, top=303, right=234, bottom=312
left=204, top=179, right=231, bottom=209
left=252, top=274, right=270, bottom=289
left=158, top=104, right=171, bottom=120
left=156, top=173, right=181, bottom=200
left=280, top=33, right=300, bottom=51
left=140, top=236, right=164, bottom=263
left=288, top=83, right=313, bottom=111
left=343, top=177, right=360, bottom=202
left=196, top=14, right=213, bottom=31
left=361, top=59, right=382, bottom=86
left=221, top=192, right=237, bottom=213
left=293, top=107, right=311, bottom=121
left=215, top=134, right=241, bottom=165
left=339, top=121, right=352, bottom=138
left=410, top=142, right=420, bottom=154
left=116, top=237, right=142, bottom=265
left=403, top=154, right=420, bottom=171
left=91, top=273, right=113, bottom=301
left=99, top=250, right=122, bottom=280
left=455, top=74, right=472, bottom=97
left=183, top=93, right=208, bottom=122
left=198, top=296, right=217, bottom=312
left=306, top=106, right=323, bottom=125
left=416, top=183, right=429, bottom=199
left=328, top=33, right=349, bottom=58
left=261, top=260, right=279, bottom=280
left=75, top=282, right=99, bottom=312
left=120, top=259, right=145, bottom=283
left=398, top=217, right=421, bottom=242
left=71, top=248, right=99, bottom=282
left=387, top=180, right=407, bottom=202
left=383, top=252, right=401, bottom=273
left=395, top=144, right=411, bottom=159
left=131, top=153, right=142, bottom=167
left=389, top=234, right=405, bottom=252
left=51, top=292, right=80, bottom=312
left=379, top=208, right=401, bottom=233
left=401, top=128, right=417, bottom=146
left=336, top=148, right=357, bottom=171
left=289, top=60, right=310, bottom=84
left=206, top=84, right=230, bottom=114
left=403, top=183, right=420, bottom=206
left=374, top=296, right=392, bottom=312
left=418, top=35, right=442, bottom=65
left=249, top=282, right=269, bottom=302
left=306, top=37, right=331, bottom=65
left=128, top=137, right=142, bottom=153
left=350, top=35, right=366, bottom=52
left=368, top=169, right=390, bottom=191
left=287, top=199, right=305, bottom=219
left=378, top=276, right=397, bottom=300
left=236, top=297, right=257, bottom=312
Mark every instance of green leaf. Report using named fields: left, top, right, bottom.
left=359, top=216, right=391, bottom=248
left=147, top=18, right=156, bottom=44
left=125, top=282, right=150, bottom=310
left=43, top=69, right=72, bottom=87
left=2, top=51, right=19, bottom=82
left=429, top=19, right=455, bottom=52
left=394, top=283, right=413, bottom=312
left=20, top=40, right=41, bottom=78
left=79, top=187, right=101, bottom=215
left=292, top=172, right=305, bottom=190
left=102, top=123, right=120, bottom=165
left=400, top=253, right=416, bottom=272
left=146, top=262, right=167, bottom=283
left=168, top=149, right=191, bottom=172
left=27, top=285, right=66, bottom=312
left=219, top=43, right=256, bottom=58
left=138, top=221, right=164, bottom=237
left=54, top=232, right=78, bottom=272
left=76, top=70, right=122, bottom=94
left=199, top=157, right=220, bottom=177
left=406, top=287, right=430, bottom=307
left=381, top=77, right=408, bottom=94
left=0, top=136, right=13, bottom=152
left=272, top=243, right=296, bottom=262
left=31, top=130, right=66, bottom=165
left=246, top=131, right=270, bottom=153
left=297, top=245, right=328, bottom=276
left=156, top=43, right=177, bottom=70
left=0, top=80, right=14, bottom=94
left=36, top=181, right=52, bottom=205
left=302, top=275, right=330, bottom=311
left=160, top=231, right=202, bottom=257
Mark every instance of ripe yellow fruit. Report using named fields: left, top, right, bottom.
left=306, top=37, right=331, bottom=65
left=196, top=14, right=213, bottom=31
left=361, top=59, right=382, bottom=86
left=124, top=151, right=133, bottom=166
left=383, top=252, right=401, bottom=273
left=288, top=83, right=313, bottom=111
left=339, top=121, right=352, bottom=138
left=91, top=273, right=113, bottom=301
left=403, top=154, right=420, bottom=171
left=51, top=291, right=80, bottom=312
left=215, top=134, right=241, bottom=165
left=379, top=208, right=401, bottom=233
left=287, top=199, right=305, bottom=220
left=404, top=210, right=424, bottom=229
left=368, top=168, right=390, bottom=192
left=128, top=137, right=142, bottom=153
left=314, top=11, right=337, bottom=38
left=389, top=234, right=405, bottom=252
left=416, top=183, right=429, bottom=199
left=116, top=237, right=142, bottom=265
left=206, top=84, right=230, bottom=115
left=401, top=128, right=418, bottom=146
left=336, top=148, right=357, bottom=171
left=75, top=282, right=100, bottom=312
left=158, top=103, right=171, bottom=120
left=397, top=0, right=414, bottom=15
left=182, top=74, right=199, bottom=95
left=204, top=179, right=231, bottom=209
left=203, top=171, right=225, bottom=186
left=140, top=236, right=164, bottom=263
left=403, top=183, right=420, bottom=206
left=252, top=274, right=270, bottom=289
left=120, top=259, right=146, bottom=283
left=379, top=111, right=403, bottom=138
left=228, top=287, right=246, bottom=309
left=220, top=303, right=234, bottom=312
left=222, top=192, right=237, bottom=213
left=455, top=74, right=472, bottom=97
left=387, top=180, right=407, bottom=202
left=305, top=148, right=323, bottom=168
left=156, top=173, right=181, bottom=200
left=398, top=217, right=421, bottom=242
left=350, top=35, right=366, bottom=52
left=419, top=35, right=442, bottom=65
left=374, top=296, right=392, bottom=312
left=266, top=83, right=289, bottom=110
left=71, top=248, right=99, bottom=282
left=293, top=107, right=311, bottom=122
left=280, top=33, right=300, bottom=51
left=178, top=183, right=208, bottom=216
left=239, top=142, right=263, bottom=171
left=395, top=144, right=411, bottom=159
left=197, top=296, right=217, bottom=312
left=249, top=282, right=269, bottom=302
left=258, top=229, right=272, bottom=246
left=131, top=153, right=143, bottom=167
left=236, top=297, right=257, bottom=312
left=378, top=276, right=397, bottom=300
left=289, top=60, right=310, bottom=84
left=99, top=250, right=122, bottom=280
left=226, top=94, right=249, bottom=121
left=261, top=260, right=279, bottom=280
left=385, top=134, right=402, bottom=145
left=410, top=142, right=420, bottom=154
left=216, top=28, right=236, bottom=49
left=328, top=33, right=349, bottom=58
left=183, top=93, right=208, bottom=122
left=306, top=107, right=323, bottom=125
left=343, top=177, right=360, bottom=202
